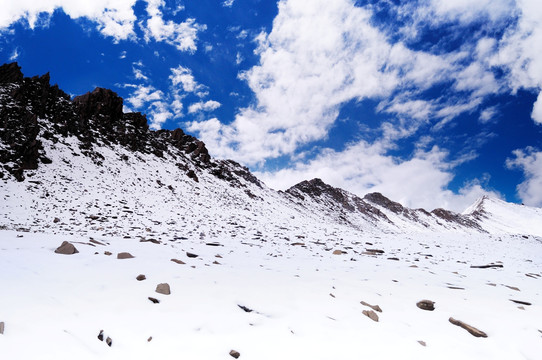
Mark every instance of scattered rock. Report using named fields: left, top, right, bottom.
left=362, top=310, right=379, bottom=322
left=416, top=300, right=435, bottom=311
left=470, top=264, right=503, bottom=269
left=156, top=283, right=171, bottom=295
left=449, top=317, right=487, bottom=338
left=206, top=242, right=222, bottom=246
left=510, top=299, right=531, bottom=306
left=136, top=274, right=146, bottom=281
left=89, top=239, right=106, bottom=246
left=117, top=252, right=134, bottom=259
left=140, top=238, right=161, bottom=244
left=291, top=242, right=305, bottom=246
left=54, top=241, right=79, bottom=255
left=97, top=330, right=104, bottom=341
left=365, top=249, right=385, bottom=254
left=0, top=321, right=4, bottom=335
left=171, top=258, right=185, bottom=264
left=104, top=251, right=112, bottom=256
left=53, top=217, right=60, bottom=223
left=148, top=297, right=160, bottom=304
left=360, top=301, right=382, bottom=312
left=417, top=340, right=426, bottom=347
left=504, top=285, right=520, bottom=291
left=332, top=249, right=344, bottom=255
left=106, top=336, right=113, bottom=347
left=186, top=252, right=198, bottom=258
left=229, top=350, right=241, bottom=359
left=387, top=257, right=399, bottom=261
left=238, top=304, right=253, bottom=313
left=147, top=336, right=153, bottom=342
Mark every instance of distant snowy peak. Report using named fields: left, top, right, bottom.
left=463, top=196, right=542, bottom=237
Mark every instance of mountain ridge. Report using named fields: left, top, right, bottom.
left=1, top=62, right=541, bottom=238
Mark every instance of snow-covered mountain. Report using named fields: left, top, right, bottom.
left=1, top=63, right=541, bottom=359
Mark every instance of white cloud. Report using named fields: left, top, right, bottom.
left=169, top=65, right=203, bottom=93
left=125, top=84, right=162, bottom=109
left=222, top=0, right=235, bottom=8
left=0, top=0, right=138, bottom=41
left=188, top=100, right=221, bottom=114
left=531, top=91, right=542, bottom=125
left=506, top=147, right=542, bottom=206
left=479, top=106, right=498, bottom=123
left=141, top=0, right=206, bottom=52
left=9, top=47, right=19, bottom=61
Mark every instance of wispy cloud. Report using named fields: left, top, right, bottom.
left=506, top=147, right=542, bottom=206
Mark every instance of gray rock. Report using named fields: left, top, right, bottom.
left=54, top=241, right=79, bottom=255
left=418, top=340, right=426, bottom=347
left=449, top=317, right=488, bottom=338
left=106, top=336, right=113, bottom=347
left=171, top=258, right=185, bottom=264
left=416, top=300, right=435, bottom=311
left=362, top=310, right=379, bottom=322
left=229, top=350, right=241, bottom=358
left=0, top=321, right=4, bottom=335
left=156, top=283, right=171, bottom=295
left=117, top=252, right=134, bottom=259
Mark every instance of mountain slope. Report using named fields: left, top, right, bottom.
left=1, top=63, right=542, bottom=360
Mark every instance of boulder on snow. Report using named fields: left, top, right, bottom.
left=362, top=310, right=379, bottom=322
left=0, top=321, right=4, bottom=335
left=449, top=317, right=487, bottom=338
left=117, top=252, right=134, bottom=259
left=54, top=241, right=79, bottom=255
left=229, top=350, right=241, bottom=359
left=156, top=283, right=171, bottom=295
left=416, top=300, right=435, bottom=311
left=186, top=252, right=198, bottom=258
left=136, top=274, right=146, bottom=281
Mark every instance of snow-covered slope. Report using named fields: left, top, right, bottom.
left=1, top=62, right=542, bottom=359
left=464, top=196, right=542, bottom=237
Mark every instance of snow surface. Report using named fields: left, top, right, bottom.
left=1, top=129, right=542, bottom=359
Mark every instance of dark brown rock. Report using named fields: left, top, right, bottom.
left=186, top=252, right=198, bottom=258
left=416, top=300, right=435, bottom=311
left=53, top=217, right=60, bottom=223
left=229, top=350, right=241, bottom=359
left=148, top=297, right=160, bottom=304
left=362, top=310, right=379, bottom=322
left=156, top=283, right=171, bottom=295
left=104, top=251, right=112, bottom=256
left=97, top=330, right=104, bottom=341
left=106, top=336, right=112, bottom=347
left=171, top=258, right=186, bottom=264
left=449, top=317, right=488, bottom=338
left=117, top=252, right=134, bottom=259
left=54, top=241, right=79, bottom=255
left=136, top=274, right=146, bottom=281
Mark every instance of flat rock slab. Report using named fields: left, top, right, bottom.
left=117, top=252, right=134, bottom=259
left=416, top=300, right=435, bottom=311
left=360, top=301, right=382, bottom=312
left=156, top=283, right=171, bottom=295
left=54, top=241, right=79, bottom=255
left=186, top=252, right=199, bottom=258
left=171, top=258, right=186, bottom=264
left=362, top=310, right=379, bottom=322
left=449, top=317, right=487, bottom=338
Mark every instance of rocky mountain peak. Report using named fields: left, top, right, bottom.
left=73, top=87, right=124, bottom=124
left=0, top=62, right=24, bottom=84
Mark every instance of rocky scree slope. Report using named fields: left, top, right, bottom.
left=0, top=62, right=540, bottom=238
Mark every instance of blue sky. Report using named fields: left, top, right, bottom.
left=1, top=0, right=542, bottom=211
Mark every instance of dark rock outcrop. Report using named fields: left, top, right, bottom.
left=54, top=241, right=79, bottom=255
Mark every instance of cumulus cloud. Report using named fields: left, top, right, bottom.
left=141, top=0, right=206, bottom=52
left=0, top=0, right=138, bottom=41
left=0, top=0, right=205, bottom=51
left=188, top=100, right=221, bottom=114
left=506, top=147, right=542, bottom=206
